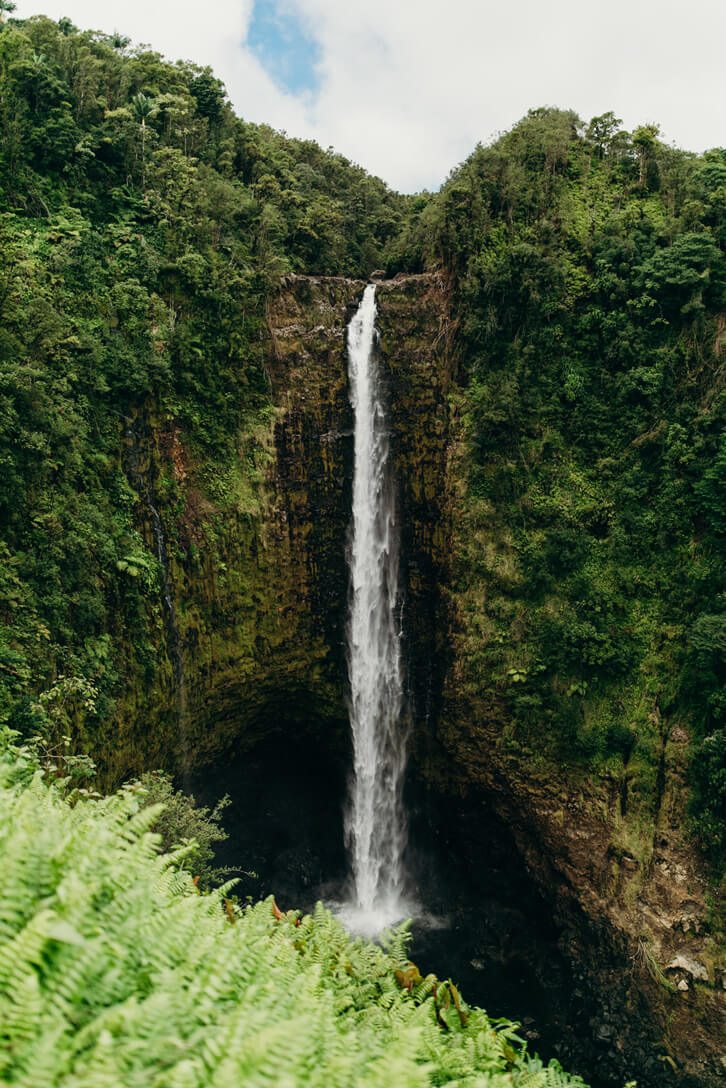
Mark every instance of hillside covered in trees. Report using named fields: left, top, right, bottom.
left=0, top=9, right=419, bottom=781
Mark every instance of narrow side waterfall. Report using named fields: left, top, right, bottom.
left=341, top=284, right=410, bottom=936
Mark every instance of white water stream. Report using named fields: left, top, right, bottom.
left=340, top=284, right=411, bottom=937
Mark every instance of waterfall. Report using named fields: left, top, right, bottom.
left=341, top=284, right=410, bottom=936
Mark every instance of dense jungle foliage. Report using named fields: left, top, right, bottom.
left=0, top=745, right=588, bottom=1087
left=400, top=109, right=726, bottom=861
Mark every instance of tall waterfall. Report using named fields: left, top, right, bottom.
left=342, top=284, right=409, bottom=936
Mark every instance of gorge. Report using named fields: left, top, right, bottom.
left=4, top=13, right=726, bottom=1088
left=185, top=271, right=725, bottom=1088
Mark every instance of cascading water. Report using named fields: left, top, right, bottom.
left=340, top=284, right=411, bottom=937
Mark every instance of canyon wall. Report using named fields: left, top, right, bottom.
left=108, top=277, right=360, bottom=781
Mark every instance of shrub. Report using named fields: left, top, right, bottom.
left=136, top=769, right=230, bottom=888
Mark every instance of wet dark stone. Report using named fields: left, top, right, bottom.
left=191, top=732, right=349, bottom=909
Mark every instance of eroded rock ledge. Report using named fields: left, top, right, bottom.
left=433, top=599, right=726, bottom=1083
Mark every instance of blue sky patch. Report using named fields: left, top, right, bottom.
left=247, top=0, right=321, bottom=97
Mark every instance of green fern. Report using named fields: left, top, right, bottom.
left=0, top=750, right=594, bottom=1087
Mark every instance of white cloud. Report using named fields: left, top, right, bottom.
left=12, top=0, right=726, bottom=191
left=13, top=0, right=317, bottom=143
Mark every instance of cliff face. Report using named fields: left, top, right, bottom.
left=433, top=680, right=726, bottom=1085
left=111, top=272, right=725, bottom=1087
left=110, top=272, right=453, bottom=779
left=375, top=275, right=455, bottom=731
left=108, top=276, right=362, bottom=783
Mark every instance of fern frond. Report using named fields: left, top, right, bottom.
left=0, top=752, right=591, bottom=1088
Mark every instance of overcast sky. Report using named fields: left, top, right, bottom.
left=12, top=0, right=726, bottom=192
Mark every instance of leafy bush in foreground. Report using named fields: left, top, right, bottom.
left=0, top=753, right=587, bottom=1087
left=136, top=769, right=231, bottom=889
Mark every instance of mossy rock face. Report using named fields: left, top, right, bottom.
left=101, top=276, right=366, bottom=784
left=99, top=273, right=457, bottom=787
left=92, top=270, right=726, bottom=1087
